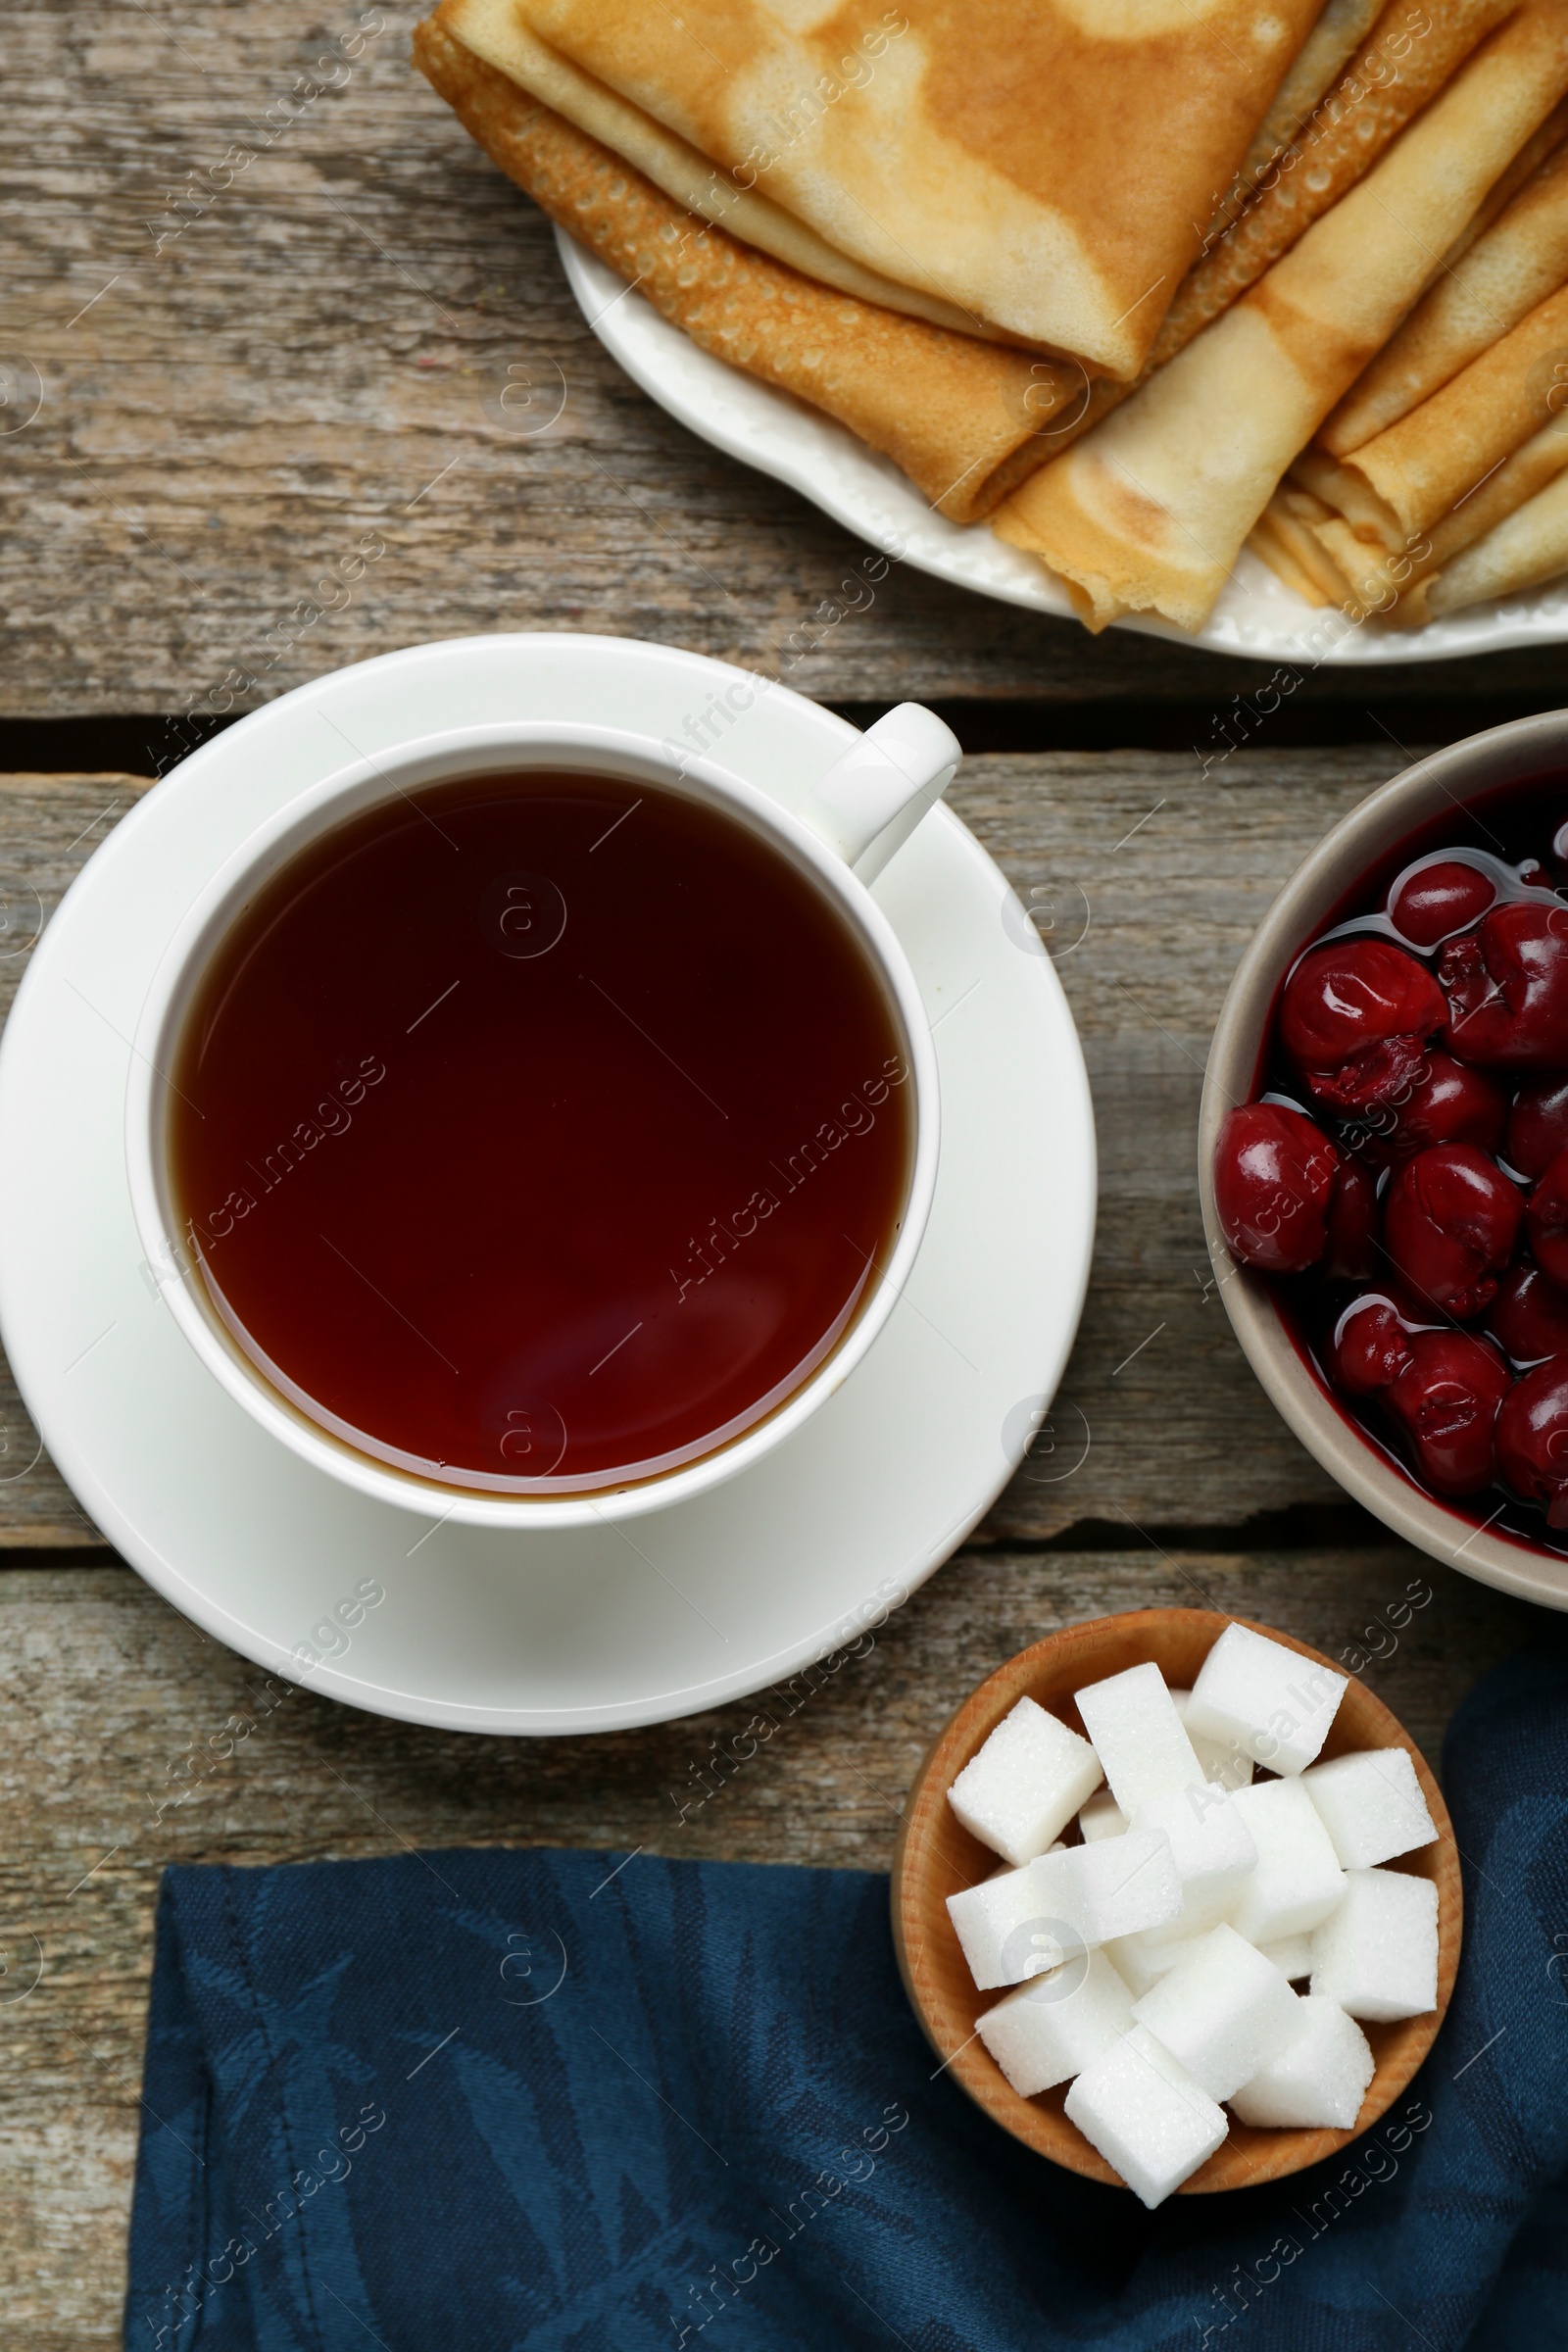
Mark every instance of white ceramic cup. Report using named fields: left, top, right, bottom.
left=125, top=705, right=959, bottom=1529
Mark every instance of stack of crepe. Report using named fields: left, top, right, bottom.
left=1250, top=118, right=1568, bottom=620
left=416, top=0, right=1568, bottom=635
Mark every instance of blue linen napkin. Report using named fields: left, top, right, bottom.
left=126, top=1647, right=1568, bottom=2351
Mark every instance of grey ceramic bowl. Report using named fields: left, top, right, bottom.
left=1199, top=710, right=1568, bottom=1612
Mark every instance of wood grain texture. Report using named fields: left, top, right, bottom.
left=0, top=1549, right=1533, bottom=2341
left=5, top=0, right=1568, bottom=717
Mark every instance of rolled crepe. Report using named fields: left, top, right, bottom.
left=1421, top=460, right=1568, bottom=612
left=994, top=4, right=1568, bottom=633
left=1145, top=0, right=1517, bottom=375
left=1213, top=0, right=1386, bottom=244
left=1291, top=446, right=1405, bottom=548
left=993, top=0, right=1518, bottom=467
left=1250, top=484, right=1350, bottom=605
left=1254, top=415, right=1568, bottom=612
left=1432, top=96, right=1568, bottom=273
left=412, top=14, right=1063, bottom=522
left=505, top=0, right=1328, bottom=378
left=1240, top=0, right=1386, bottom=178
left=1324, top=131, right=1568, bottom=450
left=437, top=0, right=998, bottom=339
left=1338, top=280, right=1568, bottom=536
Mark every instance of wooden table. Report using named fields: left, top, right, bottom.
left=0, top=8, right=1554, bottom=2341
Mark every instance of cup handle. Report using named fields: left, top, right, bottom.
left=798, top=704, right=962, bottom=882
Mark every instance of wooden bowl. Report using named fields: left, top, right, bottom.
left=891, top=1608, right=1461, bottom=2193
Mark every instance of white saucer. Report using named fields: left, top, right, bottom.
left=0, top=635, right=1095, bottom=1735
left=557, top=228, right=1568, bottom=667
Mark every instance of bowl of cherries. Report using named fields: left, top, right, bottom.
left=1200, top=710, right=1568, bottom=1609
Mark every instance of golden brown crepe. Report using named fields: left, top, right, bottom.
left=1291, top=446, right=1406, bottom=548
left=1153, top=0, right=1519, bottom=366
left=1250, top=483, right=1350, bottom=605
left=1252, top=415, right=1568, bottom=614
left=1236, top=0, right=1385, bottom=187
left=438, top=0, right=998, bottom=337
left=1204, top=0, right=1404, bottom=253
left=1337, top=280, right=1568, bottom=535
left=982, top=0, right=1519, bottom=466
left=1421, top=460, right=1568, bottom=611
left=994, top=3, right=1568, bottom=633
left=414, top=12, right=1065, bottom=522
left=503, top=0, right=1329, bottom=378
left=1432, top=96, right=1568, bottom=273
left=1323, top=129, right=1568, bottom=452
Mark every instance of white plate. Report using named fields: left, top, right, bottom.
left=558, top=227, right=1568, bottom=667
left=0, top=634, right=1095, bottom=1735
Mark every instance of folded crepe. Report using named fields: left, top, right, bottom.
left=1252, top=416, right=1568, bottom=612
left=1419, top=456, right=1568, bottom=611
left=1233, top=0, right=1386, bottom=194
left=991, top=0, right=1517, bottom=466
left=1323, top=122, right=1568, bottom=451
left=500, top=0, right=1329, bottom=379
left=1155, top=0, right=1519, bottom=366
left=438, top=0, right=997, bottom=337
left=1249, top=483, right=1354, bottom=605
left=1431, top=93, right=1568, bottom=270
left=413, top=12, right=1065, bottom=522
left=1327, top=278, right=1568, bottom=536
left=994, top=2, right=1568, bottom=632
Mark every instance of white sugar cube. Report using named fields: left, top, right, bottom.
left=1064, top=2026, right=1228, bottom=2208
left=1256, top=1933, right=1314, bottom=1983
left=1171, top=1687, right=1252, bottom=1790
left=1227, top=1779, right=1348, bottom=1944
left=950, top=1829, right=1182, bottom=1992
left=1187, top=1624, right=1347, bottom=1776
left=947, top=1862, right=1071, bottom=1991
left=1310, top=1868, right=1439, bottom=2022
left=1078, top=1788, right=1128, bottom=1843
left=1229, top=1996, right=1376, bottom=2130
left=1130, top=1784, right=1257, bottom=1941
left=947, top=1695, right=1104, bottom=1867
left=1130, top=1924, right=1301, bottom=2102
left=1103, top=1929, right=1213, bottom=1998
left=983, top=1847, right=1062, bottom=1880
left=977, top=1949, right=1135, bottom=2095
left=1301, top=1747, right=1439, bottom=1871
left=1075, top=1663, right=1205, bottom=1815
left=1033, top=1830, right=1184, bottom=1947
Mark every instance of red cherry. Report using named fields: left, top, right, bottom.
left=1496, top=1360, right=1568, bottom=1526
left=1385, top=1329, right=1511, bottom=1494
left=1389, top=859, right=1496, bottom=948
left=1525, top=1145, right=1568, bottom=1290
left=1213, top=1103, right=1340, bottom=1272
left=1280, top=938, right=1447, bottom=1114
left=1503, top=1075, right=1568, bottom=1179
left=1347, top=1050, right=1506, bottom=1167
left=1383, top=1143, right=1522, bottom=1318
left=1440, top=902, right=1568, bottom=1068
left=1484, top=1259, right=1568, bottom=1365
left=1322, top=1157, right=1380, bottom=1282
left=1332, top=1295, right=1415, bottom=1396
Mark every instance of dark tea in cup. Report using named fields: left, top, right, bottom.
left=169, top=770, right=916, bottom=1492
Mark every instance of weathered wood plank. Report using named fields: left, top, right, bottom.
left=0, top=777, right=153, bottom=1542
left=0, top=748, right=1404, bottom=1543
left=0, top=1548, right=1532, bottom=2343
left=966, top=743, right=1409, bottom=1538
left=4, top=0, right=1568, bottom=716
